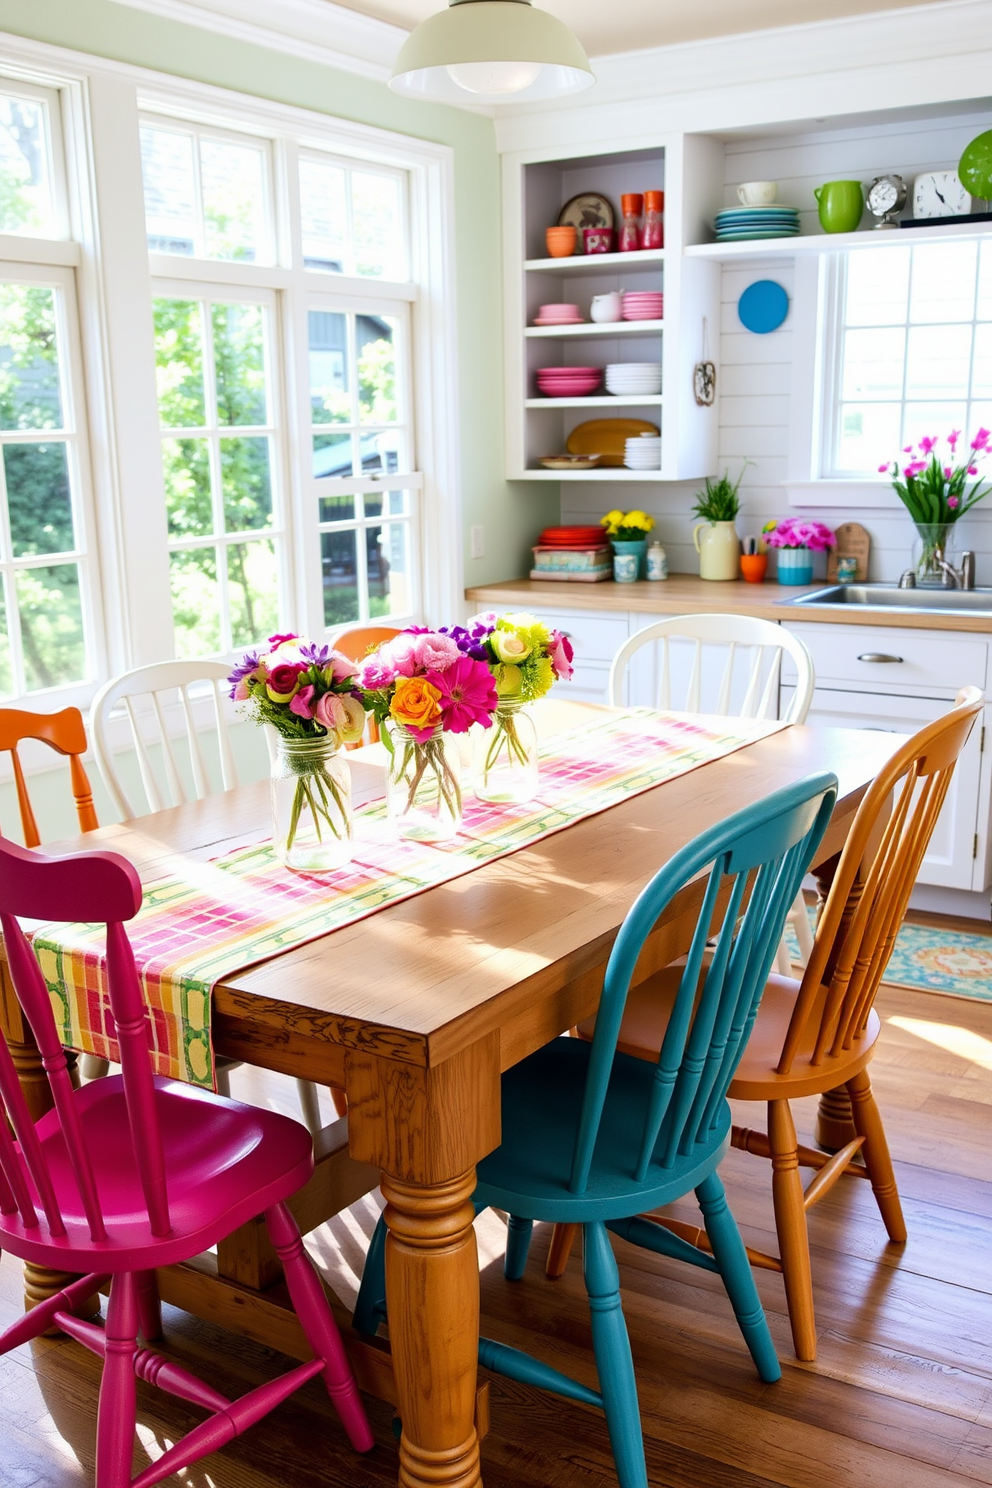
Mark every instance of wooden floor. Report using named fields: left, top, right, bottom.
left=2, top=978, right=991, bottom=1488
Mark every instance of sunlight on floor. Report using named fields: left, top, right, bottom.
left=888, top=1014, right=992, bottom=1070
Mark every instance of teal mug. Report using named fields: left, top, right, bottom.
left=814, top=180, right=864, bottom=234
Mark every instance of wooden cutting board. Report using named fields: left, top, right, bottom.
left=827, top=522, right=870, bottom=582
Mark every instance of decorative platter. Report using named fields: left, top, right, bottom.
left=566, top=418, right=659, bottom=467
left=538, top=455, right=602, bottom=470
left=557, top=192, right=615, bottom=249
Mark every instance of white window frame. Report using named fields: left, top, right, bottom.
left=0, top=75, right=70, bottom=243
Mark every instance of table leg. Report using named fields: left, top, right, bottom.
left=346, top=1034, right=501, bottom=1488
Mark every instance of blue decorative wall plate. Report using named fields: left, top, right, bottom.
left=737, top=280, right=789, bottom=334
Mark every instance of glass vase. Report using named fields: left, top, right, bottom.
left=475, top=700, right=539, bottom=805
left=385, top=721, right=462, bottom=841
left=911, top=522, right=957, bottom=587
left=270, top=735, right=353, bottom=873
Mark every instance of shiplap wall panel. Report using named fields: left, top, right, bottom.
left=564, top=107, right=992, bottom=584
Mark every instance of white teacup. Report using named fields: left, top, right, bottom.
left=737, top=180, right=778, bottom=206
left=590, top=291, right=623, bottom=323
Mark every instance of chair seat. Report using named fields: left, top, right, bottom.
left=474, top=1037, right=730, bottom=1224
left=579, top=967, right=881, bottom=1103
left=2, top=1075, right=314, bottom=1271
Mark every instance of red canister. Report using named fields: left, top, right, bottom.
left=619, top=192, right=643, bottom=252
left=642, top=190, right=664, bottom=250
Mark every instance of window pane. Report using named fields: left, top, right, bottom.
left=318, top=491, right=356, bottom=523
left=0, top=95, right=55, bottom=237
left=903, top=403, right=969, bottom=449
left=16, top=563, right=85, bottom=690
left=0, top=284, right=63, bottom=431
left=300, top=158, right=348, bottom=274
left=360, top=429, right=403, bottom=475
left=352, top=172, right=404, bottom=279
left=0, top=581, right=11, bottom=697
left=321, top=528, right=358, bottom=626
left=905, top=324, right=972, bottom=400
left=153, top=298, right=205, bottom=427
left=212, top=302, right=267, bottom=426
left=369, top=521, right=410, bottom=616
left=845, top=248, right=908, bottom=327
left=5, top=443, right=74, bottom=555
left=836, top=402, right=902, bottom=472
left=358, top=315, right=398, bottom=423
left=221, top=436, right=272, bottom=532
left=141, top=126, right=197, bottom=255
left=162, top=438, right=213, bottom=539
left=228, top=539, right=278, bottom=647
left=313, top=432, right=353, bottom=479
left=170, top=547, right=221, bottom=656
left=909, top=242, right=977, bottom=324
left=200, top=138, right=266, bottom=263
left=978, top=243, right=992, bottom=322
left=972, top=324, right=992, bottom=400
left=309, top=311, right=350, bottom=423
left=841, top=327, right=905, bottom=400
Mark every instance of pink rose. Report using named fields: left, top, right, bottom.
left=315, top=692, right=347, bottom=732
left=290, top=684, right=316, bottom=720
left=549, top=630, right=574, bottom=680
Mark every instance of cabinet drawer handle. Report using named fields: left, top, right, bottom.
left=857, top=652, right=904, bottom=663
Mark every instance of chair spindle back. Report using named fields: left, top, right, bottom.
left=0, top=707, right=98, bottom=847
left=776, top=686, right=983, bottom=1074
left=0, top=837, right=172, bottom=1239
left=569, top=773, right=838, bottom=1194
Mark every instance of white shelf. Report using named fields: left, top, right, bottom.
left=524, top=248, right=666, bottom=274
left=525, top=395, right=664, bottom=408
left=518, top=468, right=664, bottom=481
left=685, top=218, right=992, bottom=261
left=525, top=319, right=663, bottom=338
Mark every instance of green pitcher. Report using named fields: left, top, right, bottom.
left=814, top=180, right=864, bottom=234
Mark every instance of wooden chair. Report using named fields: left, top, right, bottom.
left=0, top=706, right=99, bottom=847
left=355, top=772, right=839, bottom=1487
left=332, top=625, right=400, bottom=746
left=551, top=686, right=984, bottom=1361
left=0, top=834, right=373, bottom=1485
left=609, top=613, right=819, bottom=973
left=90, top=660, right=321, bottom=1134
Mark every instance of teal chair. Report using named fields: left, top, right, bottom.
left=355, top=772, right=838, bottom=1488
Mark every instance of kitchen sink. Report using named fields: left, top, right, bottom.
left=777, top=584, right=992, bottom=616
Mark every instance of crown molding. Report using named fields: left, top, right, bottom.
left=497, top=0, right=992, bottom=152
left=107, top=0, right=410, bottom=83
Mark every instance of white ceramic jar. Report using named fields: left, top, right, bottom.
left=693, top=521, right=740, bottom=581
left=590, top=291, right=623, bottom=323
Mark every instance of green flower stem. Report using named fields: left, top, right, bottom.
left=284, top=762, right=351, bottom=853
left=483, top=712, right=530, bottom=781
left=391, top=733, right=462, bottom=820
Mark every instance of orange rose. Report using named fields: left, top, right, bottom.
left=390, top=676, right=442, bottom=733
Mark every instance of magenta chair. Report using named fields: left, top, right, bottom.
left=0, top=835, right=374, bottom=1487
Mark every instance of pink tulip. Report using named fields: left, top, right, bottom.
left=948, top=495, right=960, bottom=509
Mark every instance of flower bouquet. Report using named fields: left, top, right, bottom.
left=228, top=635, right=366, bottom=871
left=879, top=429, right=991, bottom=585
left=762, top=518, right=835, bottom=586
left=464, top=612, right=574, bottom=803
left=358, top=627, right=499, bottom=839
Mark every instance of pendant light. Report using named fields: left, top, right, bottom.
left=389, top=0, right=594, bottom=105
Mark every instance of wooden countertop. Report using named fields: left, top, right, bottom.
left=464, top=573, right=992, bottom=634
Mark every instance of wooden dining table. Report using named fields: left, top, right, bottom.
left=0, top=704, right=904, bottom=1488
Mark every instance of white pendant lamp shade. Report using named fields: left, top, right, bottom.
left=389, top=0, right=594, bottom=104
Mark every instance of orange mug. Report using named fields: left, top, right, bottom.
left=740, top=553, right=768, bottom=584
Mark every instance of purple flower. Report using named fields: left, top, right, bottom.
left=227, top=650, right=260, bottom=699
left=299, top=641, right=331, bottom=668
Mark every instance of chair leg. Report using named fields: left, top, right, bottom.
left=353, top=1213, right=388, bottom=1337
left=215, top=1062, right=232, bottom=1098
left=95, top=1273, right=139, bottom=1488
left=696, top=1171, right=780, bottom=1383
left=134, top=1270, right=162, bottom=1342
left=583, top=1222, right=648, bottom=1488
left=81, top=1053, right=111, bottom=1081
left=768, top=1099, right=817, bottom=1362
left=295, top=1078, right=323, bottom=1139
left=504, top=1215, right=534, bottom=1281
left=265, top=1202, right=374, bottom=1453
left=330, top=1085, right=348, bottom=1118
left=546, top=1222, right=579, bottom=1280
left=846, top=1068, right=907, bottom=1244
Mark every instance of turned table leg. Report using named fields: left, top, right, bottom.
left=811, top=850, right=858, bottom=1151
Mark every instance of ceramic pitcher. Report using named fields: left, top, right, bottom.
left=590, top=291, right=623, bottom=323
left=694, top=520, right=740, bottom=581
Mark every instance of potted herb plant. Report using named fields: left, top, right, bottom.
left=692, top=467, right=747, bottom=581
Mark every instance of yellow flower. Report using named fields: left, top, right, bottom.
left=600, top=509, right=624, bottom=535
left=390, top=676, right=442, bottom=732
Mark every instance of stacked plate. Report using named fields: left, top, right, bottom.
left=624, top=433, right=661, bottom=470
left=605, top=362, right=662, bottom=397
left=536, top=365, right=602, bottom=398
left=533, top=302, right=583, bottom=326
left=713, top=205, right=800, bottom=241
left=622, top=291, right=664, bottom=321
left=537, top=525, right=608, bottom=547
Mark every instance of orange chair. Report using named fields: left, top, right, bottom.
left=333, top=626, right=400, bottom=746
left=0, top=707, right=99, bottom=846
left=548, top=687, right=984, bottom=1361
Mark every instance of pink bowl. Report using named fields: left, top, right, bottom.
left=538, top=303, right=580, bottom=316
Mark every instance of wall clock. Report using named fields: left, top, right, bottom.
left=737, top=280, right=788, bottom=335
left=913, top=170, right=971, bottom=219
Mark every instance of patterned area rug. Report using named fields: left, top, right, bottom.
left=786, top=917, right=992, bottom=1003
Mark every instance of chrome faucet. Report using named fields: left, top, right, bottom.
left=899, top=550, right=975, bottom=590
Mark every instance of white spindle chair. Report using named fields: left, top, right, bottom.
left=608, top=614, right=817, bottom=970
left=88, top=659, right=322, bottom=1136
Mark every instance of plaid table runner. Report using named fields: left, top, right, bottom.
left=32, top=709, right=784, bottom=1087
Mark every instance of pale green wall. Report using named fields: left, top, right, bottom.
left=0, top=0, right=555, bottom=591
